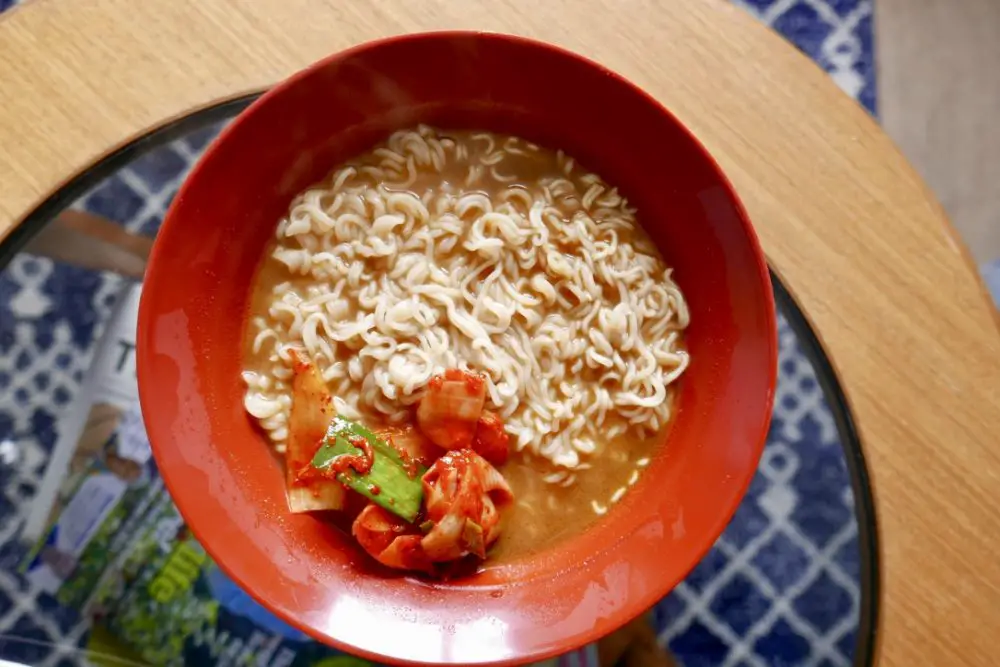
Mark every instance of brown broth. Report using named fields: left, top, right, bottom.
left=488, top=432, right=664, bottom=563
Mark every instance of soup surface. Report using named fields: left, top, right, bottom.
left=242, top=127, right=689, bottom=567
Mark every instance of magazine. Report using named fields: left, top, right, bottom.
left=22, top=283, right=151, bottom=599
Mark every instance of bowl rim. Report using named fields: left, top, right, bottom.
left=137, top=29, right=777, bottom=666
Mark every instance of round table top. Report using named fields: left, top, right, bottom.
left=1, top=1, right=998, bottom=665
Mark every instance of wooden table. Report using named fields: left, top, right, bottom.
left=1, top=1, right=998, bottom=665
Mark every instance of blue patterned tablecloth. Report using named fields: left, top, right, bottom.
left=0, top=1, right=879, bottom=665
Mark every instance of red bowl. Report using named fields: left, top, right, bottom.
left=137, top=31, right=776, bottom=666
